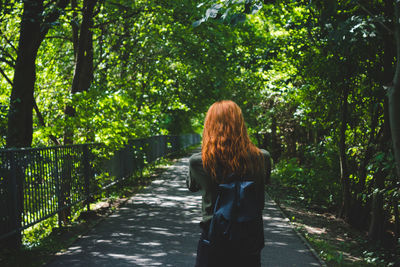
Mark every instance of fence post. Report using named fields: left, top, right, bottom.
left=9, top=150, right=21, bottom=249
left=54, top=148, right=63, bottom=227
left=82, top=144, right=91, bottom=211
left=163, top=135, right=167, bottom=157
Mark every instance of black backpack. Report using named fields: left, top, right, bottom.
left=204, top=175, right=264, bottom=254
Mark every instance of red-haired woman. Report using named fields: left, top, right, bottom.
left=187, top=100, right=271, bottom=267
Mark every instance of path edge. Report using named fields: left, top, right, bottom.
left=265, top=193, right=328, bottom=267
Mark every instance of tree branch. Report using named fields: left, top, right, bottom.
left=93, top=7, right=144, bottom=28
left=45, top=35, right=73, bottom=42
left=44, top=0, right=61, bottom=10
left=0, top=28, right=18, bottom=53
left=0, top=67, right=13, bottom=86
left=0, top=55, right=15, bottom=68
left=71, top=0, right=79, bottom=61
left=106, top=1, right=131, bottom=10
left=357, top=1, right=393, bottom=34
left=40, top=0, right=70, bottom=41
left=33, top=98, right=60, bottom=145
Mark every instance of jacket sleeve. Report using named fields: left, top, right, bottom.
left=187, top=155, right=200, bottom=192
left=264, top=150, right=272, bottom=185
left=257, top=149, right=271, bottom=210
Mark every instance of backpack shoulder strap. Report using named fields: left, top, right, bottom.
left=207, top=177, right=240, bottom=241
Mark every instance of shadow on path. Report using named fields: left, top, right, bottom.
left=46, top=153, right=322, bottom=267
left=262, top=196, right=321, bottom=266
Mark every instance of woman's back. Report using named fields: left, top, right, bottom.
left=187, top=100, right=272, bottom=267
left=187, top=148, right=271, bottom=224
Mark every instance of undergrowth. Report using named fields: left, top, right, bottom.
left=268, top=165, right=399, bottom=267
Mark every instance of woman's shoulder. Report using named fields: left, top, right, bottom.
left=258, top=148, right=271, bottom=159
left=189, top=152, right=209, bottom=178
left=189, top=152, right=203, bottom=166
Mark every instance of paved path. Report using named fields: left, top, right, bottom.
left=47, top=152, right=323, bottom=267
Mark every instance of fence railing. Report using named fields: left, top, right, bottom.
left=0, top=133, right=200, bottom=247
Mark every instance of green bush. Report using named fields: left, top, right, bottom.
left=272, top=144, right=341, bottom=210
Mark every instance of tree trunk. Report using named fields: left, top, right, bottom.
left=357, top=103, right=380, bottom=197
left=3, top=1, right=44, bottom=250
left=61, top=0, right=96, bottom=224
left=269, top=115, right=281, bottom=161
left=367, top=6, right=396, bottom=240
left=393, top=197, right=400, bottom=240
left=339, top=86, right=352, bottom=220
left=391, top=0, right=400, bottom=181
left=370, top=103, right=397, bottom=243
left=368, top=169, right=385, bottom=241
left=4, top=0, right=69, bottom=248
left=368, top=97, right=391, bottom=242
left=366, top=2, right=397, bottom=240
left=64, top=0, right=96, bottom=144
left=97, top=23, right=107, bottom=87
left=71, top=0, right=95, bottom=96
left=6, top=0, right=44, bottom=148
left=71, top=0, right=79, bottom=61
left=349, top=102, right=381, bottom=229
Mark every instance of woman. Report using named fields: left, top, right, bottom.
left=187, top=100, right=271, bottom=267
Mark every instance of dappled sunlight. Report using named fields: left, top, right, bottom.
left=47, top=155, right=322, bottom=267
left=47, top=157, right=201, bottom=266
left=261, top=196, right=322, bottom=266
left=303, top=225, right=327, bottom=235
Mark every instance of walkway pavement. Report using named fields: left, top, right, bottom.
left=46, top=151, right=323, bottom=267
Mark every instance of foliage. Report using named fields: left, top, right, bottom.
left=272, top=143, right=341, bottom=210
left=0, top=0, right=273, bottom=149
left=253, top=0, right=400, bottom=258
left=193, top=0, right=264, bottom=27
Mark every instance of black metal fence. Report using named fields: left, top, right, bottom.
left=0, top=133, right=200, bottom=247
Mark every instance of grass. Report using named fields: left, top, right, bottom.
left=0, top=145, right=199, bottom=267
left=266, top=179, right=399, bottom=267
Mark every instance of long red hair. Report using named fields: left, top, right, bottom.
left=202, top=100, right=262, bottom=183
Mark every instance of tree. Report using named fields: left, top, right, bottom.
left=3, top=0, right=69, bottom=248
left=64, top=0, right=97, bottom=145
left=6, top=0, right=69, bottom=148
left=390, top=0, right=400, bottom=183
